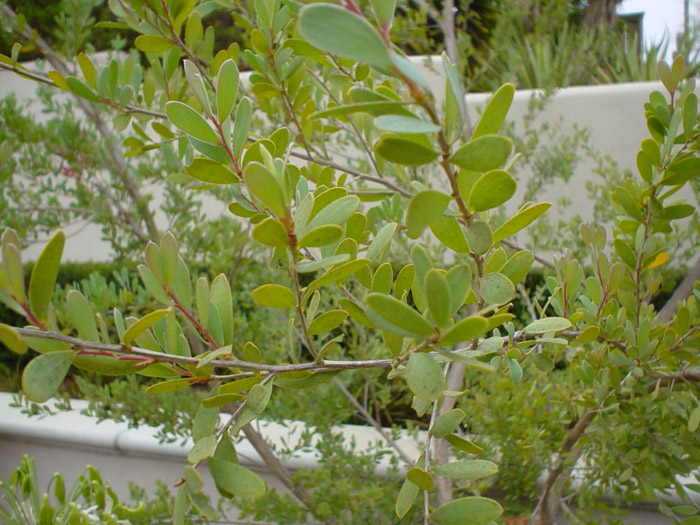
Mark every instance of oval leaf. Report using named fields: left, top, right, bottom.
left=431, top=496, right=503, bottom=525
left=439, top=316, right=489, bottom=345
left=375, top=135, right=439, bottom=166
left=472, top=83, right=515, bottom=139
left=298, top=4, right=393, bottom=72
left=243, top=162, right=287, bottom=217
left=374, top=115, right=440, bottom=134
left=492, top=202, right=551, bottom=244
left=432, top=459, right=498, bottom=481
left=22, top=350, right=76, bottom=402
left=407, top=352, right=445, bottom=401
left=431, top=408, right=465, bottom=438
left=208, top=459, right=266, bottom=500
left=185, top=157, right=239, bottom=184
left=468, top=170, right=516, bottom=212
left=28, top=229, right=65, bottom=323
left=122, top=308, right=171, bottom=345
left=307, top=310, right=348, bottom=335
left=165, top=101, right=220, bottom=144
left=523, top=317, right=572, bottom=334
left=406, top=191, right=451, bottom=239
left=479, top=273, right=515, bottom=305
left=365, top=293, right=434, bottom=338
left=253, top=218, right=288, bottom=248
left=252, top=284, right=296, bottom=309
left=450, top=135, right=512, bottom=172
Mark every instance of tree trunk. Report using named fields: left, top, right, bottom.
left=583, top=0, right=623, bottom=27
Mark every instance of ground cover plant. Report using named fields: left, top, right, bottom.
left=1, top=0, right=700, bottom=523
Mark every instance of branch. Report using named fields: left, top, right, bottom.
left=656, top=255, right=700, bottom=322
left=332, top=377, right=414, bottom=465
left=14, top=328, right=393, bottom=374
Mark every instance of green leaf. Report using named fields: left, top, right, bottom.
left=365, top=293, right=434, bottom=338
left=253, top=218, right=288, bottom=248
left=77, top=52, right=96, bottom=88
left=367, top=222, right=397, bottom=261
left=232, top=97, right=252, bottom=158
left=688, top=407, right=700, bottom=432
left=307, top=310, right=348, bottom=335
left=370, top=0, right=397, bottom=29
left=500, top=250, right=534, bottom=285
left=216, top=59, right=239, bottom=121
left=243, top=162, right=287, bottom=217
left=0, top=323, right=27, bottom=355
left=425, top=269, right=451, bottom=329
left=135, top=35, right=176, bottom=53
left=299, top=225, right=343, bottom=248
left=165, top=101, right=220, bottom=144
left=443, top=52, right=465, bottom=139
left=492, top=202, right=551, bottom=244
left=188, top=435, right=216, bottom=464
left=297, top=254, right=350, bottom=273
left=211, top=275, right=233, bottom=346
left=65, top=76, right=101, bottom=102
left=307, top=258, right=370, bottom=292
left=375, top=135, right=439, bottom=166
left=251, top=284, right=295, bottom=311
left=432, top=460, right=498, bottom=481
left=466, top=220, right=492, bottom=255
left=406, top=191, right=451, bottom=239
left=430, top=215, right=470, bottom=253
left=145, top=378, right=193, bottom=395
left=374, top=115, right=439, bottom=134
left=479, top=273, right=515, bottom=305
left=306, top=196, right=360, bottom=231
left=311, top=101, right=409, bottom=120
left=138, top=264, right=171, bottom=304
left=66, top=290, right=99, bottom=341
left=395, top=478, right=419, bottom=519
left=450, top=135, right=512, bottom=171
left=22, top=350, right=76, bottom=402
left=662, top=158, right=700, bottom=186
left=298, top=4, right=393, bottom=72
left=406, top=467, right=434, bottom=491
left=472, top=83, right=515, bottom=139
left=468, top=170, right=516, bottom=212
left=523, top=317, right=572, bottom=334
left=372, top=263, right=394, bottom=294
left=439, top=316, right=489, bottom=345
left=28, top=229, right=64, bottom=323
left=185, top=157, right=238, bottom=184
left=445, top=433, right=484, bottom=454
left=430, top=408, right=465, bottom=438
left=431, top=497, right=502, bottom=524
left=407, top=352, right=444, bottom=401
left=122, top=309, right=171, bottom=345
left=208, top=459, right=266, bottom=499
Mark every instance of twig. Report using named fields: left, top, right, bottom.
left=332, top=377, right=414, bottom=465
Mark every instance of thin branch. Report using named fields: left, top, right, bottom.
left=13, top=328, right=394, bottom=373
left=332, top=377, right=414, bottom=465
left=657, top=255, right=700, bottom=322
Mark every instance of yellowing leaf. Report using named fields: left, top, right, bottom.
left=647, top=251, right=670, bottom=269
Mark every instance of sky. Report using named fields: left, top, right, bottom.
left=617, top=0, right=695, bottom=58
